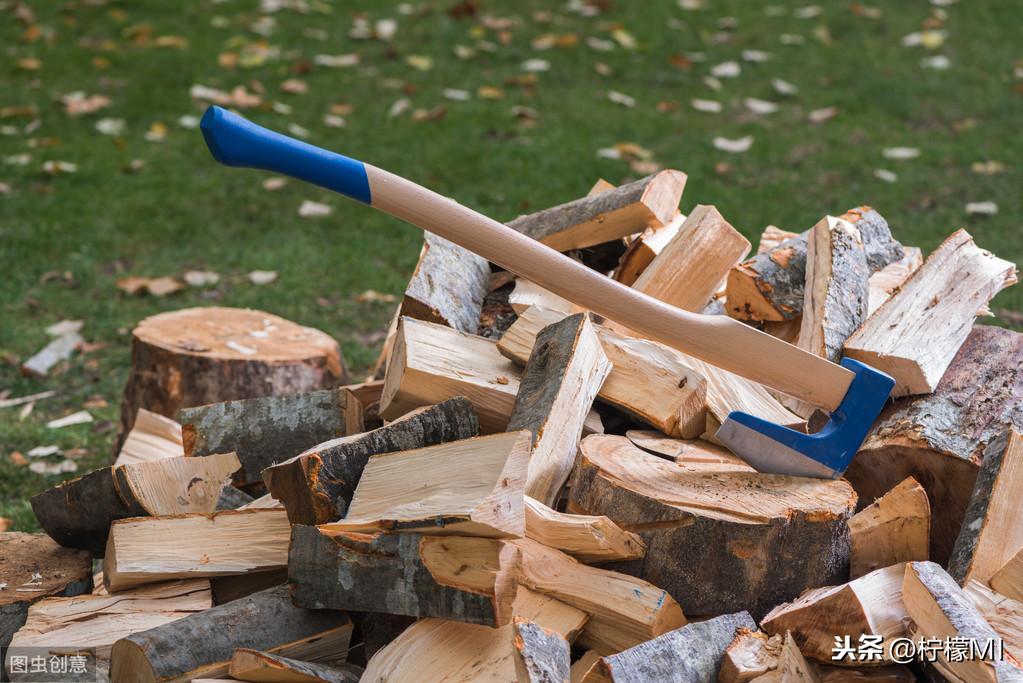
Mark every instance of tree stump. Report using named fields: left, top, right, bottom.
left=117, top=307, right=347, bottom=449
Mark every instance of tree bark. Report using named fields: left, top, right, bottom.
left=513, top=618, right=571, bottom=683
left=228, top=648, right=362, bottom=683
left=400, top=232, right=491, bottom=334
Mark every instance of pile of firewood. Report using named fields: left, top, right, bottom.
left=3, top=170, right=1022, bottom=683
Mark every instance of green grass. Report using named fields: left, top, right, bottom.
left=1, top=0, right=1020, bottom=531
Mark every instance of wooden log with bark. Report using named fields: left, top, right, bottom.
left=524, top=496, right=645, bottom=564
left=342, top=379, right=384, bottom=436
left=848, top=477, right=930, bottom=579
left=102, top=508, right=291, bottom=591
left=844, top=229, right=1017, bottom=396
left=114, top=408, right=183, bottom=467
left=726, top=207, right=903, bottom=322
left=568, top=435, right=855, bottom=617
left=228, top=649, right=362, bottom=683
left=507, top=314, right=611, bottom=504
left=614, top=213, right=684, bottom=286
left=289, top=525, right=520, bottom=627
left=991, top=545, right=1023, bottom=604
left=965, top=581, right=1023, bottom=665
left=506, top=171, right=687, bottom=251
left=513, top=618, right=571, bottom=683
left=720, top=629, right=823, bottom=683
left=32, top=452, right=240, bottom=556
left=262, top=397, right=479, bottom=525
left=867, top=247, right=922, bottom=316
left=399, top=232, right=491, bottom=334
left=108, top=585, right=350, bottom=683
left=321, top=431, right=529, bottom=538
left=180, top=390, right=346, bottom=486
left=846, top=325, right=1023, bottom=564
left=117, top=307, right=347, bottom=449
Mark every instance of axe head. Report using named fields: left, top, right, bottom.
left=715, top=358, right=895, bottom=479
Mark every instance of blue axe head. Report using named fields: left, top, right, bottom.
left=715, top=358, right=895, bottom=479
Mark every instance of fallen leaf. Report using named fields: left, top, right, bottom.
left=772, top=78, right=798, bottom=95
left=807, top=106, right=838, bottom=123
left=287, top=123, right=310, bottom=138
left=376, top=18, right=398, bottom=41
left=443, top=88, right=471, bottom=101
left=521, top=59, right=550, bottom=72
left=9, top=451, right=28, bottom=466
left=883, top=147, right=920, bottom=160
left=779, top=34, right=805, bottom=45
left=677, top=0, right=704, bottom=8
left=116, top=276, right=184, bottom=296
left=966, top=201, right=998, bottom=216
left=95, top=118, right=125, bottom=136
left=713, top=135, right=754, bottom=153
left=47, top=411, right=93, bottom=429
left=710, top=61, right=740, bottom=78
left=324, top=114, right=346, bottom=128
left=17, top=57, right=41, bottom=71
left=248, top=270, right=279, bottom=285
left=610, top=28, right=637, bottom=50
left=744, top=97, right=778, bottom=114
left=477, top=86, right=505, bottom=100
left=178, top=115, right=199, bottom=129
left=281, top=78, right=308, bottom=94
left=691, top=98, right=722, bottom=113
left=874, top=168, right=898, bottom=183
left=607, top=91, right=636, bottom=108
left=29, top=459, right=78, bottom=475
left=703, top=76, right=722, bottom=91
left=971, top=161, right=1006, bottom=175
left=46, top=320, right=83, bottom=337
left=405, top=55, right=433, bottom=71
left=594, top=62, right=612, bottom=76
left=411, top=106, right=446, bottom=122
left=355, top=290, right=397, bottom=303
left=920, top=55, right=950, bottom=70
left=155, top=35, right=188, bottom=48
left=263, top=177, right=288, bottom=191
left=41, top=160, right=77, bottom=175
left=901, top=30, right=946, bottom=48
left=314, top=53, right=360, bottom=68
left=794, top=5, right=821, bottom=18
left=61, top=92, right=111, bottom=116
left=27, top=445, right=60, bottom=457
left=184, top=270, right=220, bottom=287
left=742, top=49, right=771, bottom=62
left=586, top=36, right=615, bottom=52
left=145, top=121, right=168, bottom=142
left=0, top=390, right=56, bottom=408
left=388, top=98, right=411, bottom=118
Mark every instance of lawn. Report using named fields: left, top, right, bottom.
left=1, top=0, right=1020, bottom=531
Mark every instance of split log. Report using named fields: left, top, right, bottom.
left=506, top=171, right=686, bottom=251
left=726, top=207, right=903, bottom=322
left=0, top=533, right=92, bottom=648
left=991, top=546, right=1023, bottom=604
left=289, top=525, right=520, bottom=627
left=761, top=564, right=908, bottom=664
left=262, top=397, right=479, bottom=525
left=180, top=390, right=346, bottom=486
left=595, top=611, right=756, bottom=682
left=498, top=306, right=707, bottom=439
left=758, top=225, right=800, bottom=254
left=117, top=307, right=347, bottom=449
left=721, top=629, right=821, bottom=683
left=321, top=431, right=529, bottom=537
left=949, top=429, right=1023, bottom=586
left=524, top=496, right=645, bottom=564
left=867, top=247, right=922, bottom=316
left=228, top=649, right=361, bottom=683
left=32, top=452, right=240, bottom=556
left=848, top=477, right=930, bottom=579
left=109, top=585, right=349, bottom=683
left=624, top=430, right=755, bottom=471
left=399, top=232, right=490, bottom=334
left=114, top=408, right=183, bottom=467
left=361, top=587, right=587, bottom=682
left=342, top=379, right=384, bottom=435
left=630, top=205, right=751, bottom=313
left=614, top=212, right=684, bottom=286
left=568, top=435, right=855, bottom=617
left=103, top=508, right=290, bottom=592
left=571, top=652, right=602, bottom=683
left=846, top=325, right=1023, bottom=564
left=965, top=581, right=1023, bottom=664
left=380, top=316, right=522, bottom=432
left=902, top=561, right=1020, bottom=681
left=509, top=279, right=577, bottom=315
left=513, top=537, right=685, bottom=654
left=844, top=229, right=1017, bottom=396
left=508, top=314, right=611, bottom=504
left=513, top=618, right=571, bottom=683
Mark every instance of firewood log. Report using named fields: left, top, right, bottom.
left=509, top=279, right=577, bottom=315
left=321, top=431, right=529, bottom=537
left=228, top=648, right=362, bottom=683
left=0, top=533, right=92, bottom=648
left=568, top=435, right=855, bottom=617
left=117, top=307, right=347, bottom=450
left=758, top=225, right=800, bottom=254
left=289, top=526, right=520, bottom=626
left=844, top=229, right=1017, bottom=396
left=965, top=580, right=1023, bottom=664
left=400, top=232, right=490, bottom=334
left=114, top=408, right=183, bottom=467
left=721, top=629, right=821, bottom=683
left=508, top=314, right=611, bottom=504
left=513, top=618, right=571, bottom=683
left=991, top=545, right=1023, bottom=604
left=342, top=379, right=384, bottom=435
left=524, top=496, right=645, bottom=564
left=102, top=509, right=290, bottom=591
left=846, top=325, right=1023, bottom=564
left=108, top=585, right=350, bottom=683
left=848, top=477, right=930, bottom=579
left=614, top=212, right=684, bottom=286
left=32, top=452, right=240, bottom=556
left=262, top=397, right=479, bottom=525
left=571, top=652, right=602, bottom=683
left=624, top=430, right=755, bottom=471
left=180, top=390, right=346, bottom=486
left=506, top=171, right=686, bottom=251
left=867, top=247, right=922, bottom=316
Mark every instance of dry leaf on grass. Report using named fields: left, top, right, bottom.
left=298, top=200, right=332, bottom=217
left=61, top=92, right=111, bottom=116
left=745, top=97, right=778, bottom=114
left=262, top=177, right=287, bottom=191
left=966, top=201, right=998, bottom=216
left=184, top=270, right=220, bottom=287
left=883, top=147, right=920, bottom=160
left=713, top=135, right=754, bottom=153
left=248, top=270, right=279, bottom=285
left=874, top=169, right=898, bottom=183
left=355, top=290, right=397, bottom=303
left=46, top=411, right=92, bottom=429
left=710, top=61, right=740, bottom=78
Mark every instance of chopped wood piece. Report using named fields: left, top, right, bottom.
left=508, top=314, right=611, bottom=504
left=514, top=618, right=571, bottom=683
left=965, top=581, right=1023, bottom=664
left=114, top=408, right=183, bottom=467
left=9, top=579, right=211, bottom=660
left=342, top=379, right=384, bottom=435
left=0, top=533, right=92, bottom=649
left=400, top=232, right=490, bottom=334
left=229, top=649, right=361, bottom=683
left=289, top=526, right=520, bottom=627
left=596, top=611, right=756, bottom=682
left=21, top=330, right=82, bottom=377
left=513, top=538, right=685, bottom=654
left=571, top=652, right=602, bottom=683
left=380, top=316, right=522, bottom=432
left=239, top=493, right=284, bottom=510
left=322, top=431, right=529, bottom=537
left=614, top=213, right=684, bottom=287
left=727, top=207, right=903, bottom=322
left=117, top=307, right=347, bottom=451
left=524, top=496, right=645, bottom=564
left=624, top=430, right=754, bottom=471
left=902, top=561, right=1020, bottom=681
left=845, top=229, right=1016, bottom=396
left=867, top=247, right=923, bottom=316
left=109, top=585, right=349, bottom=683
left=762, top=564, right=908, bottom=664
left=498, top=307, right=707, bottom=439
left=569, top=435, right=855, bottom=617
left=631, top=205, right=751, bottom=313
left=848, top=477, right=930, bottom=579
left=103, top=508, right=290, bottom=592
left=32, top=452, right=240, bottom=556
left=217, top=485, right=255, bottom=510
left=361, top=587, right=587, bottom=682
left=510, top=279, right=577, bottom=315
left=210, top=569, right=288, bottom=605
left=846, top=325, right=1023, bottom=564
left=180, top=390, right=345, bottom=485
left=758, top=225, right=800, bottom=254
left=720, top=629, right=782, bottom=683
left=506, top=171, right=687, bottom=251
left=991, top=547, right=1023, bottom=604
left=263, top=397, right=479, bottom=524
left=949, top=429, right=1023, bottom=586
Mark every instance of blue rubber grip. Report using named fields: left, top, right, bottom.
left=200, top=105, right=371, bottom=204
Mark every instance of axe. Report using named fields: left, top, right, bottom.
left=199, top=105, right=894, bottom=478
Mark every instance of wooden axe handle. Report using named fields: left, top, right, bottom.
left=201, top=106, right=854, bottom=411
